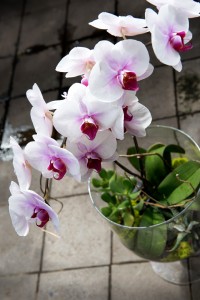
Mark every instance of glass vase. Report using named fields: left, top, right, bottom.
left=88, top=125, right=200, bottom=284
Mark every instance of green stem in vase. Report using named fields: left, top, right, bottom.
left=133, top=136, right=146, bottom=182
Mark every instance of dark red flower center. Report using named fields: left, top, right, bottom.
left=170, top=31, right=193, bottom=52
left=123, top=106, right=133, bottom=122
left=48, top=157, right=67, bottom=180
left=81, top=118, right=99, bottom=140
left=118, top=71, right=139, bottom=91
left=86, top=152, right=102, bottom=172
left=31, top=208, right=50, bottom=228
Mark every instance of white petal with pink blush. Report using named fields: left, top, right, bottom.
left=24, top=135, right=80, bottom=181
left=89, top=12, right=149, bottom=37
left=56, top=47, right=95, bottom=78
left=26, top=83, right=53, bottom=136
left=53, top=83, right=123, bottom=141
left=66, top=131, right=118, bottom=181
left=146, top=0, right=200, bottom=18
left=10, top=137, right=32, bottom=190
left=123, top=101, right=152, bottom=137
left=8, top=182, right=59, bottom=236
left=89, top=39, right=153, bottom=102
left=145, top=5, right=192, bottom=71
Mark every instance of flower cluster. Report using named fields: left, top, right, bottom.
left=8, top=1, right=200, bottom=236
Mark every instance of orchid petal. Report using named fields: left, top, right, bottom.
left=8, top=183, right=60, bottom=236
left=124, top=102, right=152, bottom=137
left=26, top=83, right=46, bottom=109
left=31, top=107, right=53, bottom=137
left=56, top=47, right=95, bottom=77
left=10, top=137, right=31, bottom=190
left=89, top=62, right=124, bottom=102
left=89, top=12, right=148, bottom=37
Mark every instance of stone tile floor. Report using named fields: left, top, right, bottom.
left=0, top=0, right=200, bottom=299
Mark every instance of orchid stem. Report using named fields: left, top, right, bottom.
left=44, top=178, right=50, bottom=203
left=114, top=160, right=142, bottom=179
left=133, top=136, right=145, bottom=181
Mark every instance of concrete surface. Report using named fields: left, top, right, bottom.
left=0, top=0, right=200, bottom=299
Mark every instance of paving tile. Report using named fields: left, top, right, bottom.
left=38, top=267, right=108, bottom=300
left=0, top=205, right=43, bottom=275
left=0, top=0, right=23, bottom=56
left=137, top=66, right=176, bottom=120
left=118, top=0, right=151, bottom=18
left=50, top=176, right=88, bottom=198
left=181, top=18, right=200, bottom=61
left=25, top=0, right=66, bottom=14
left=0, top=274, right=37, bottom=300
left=42, top=194, right=111, bottom=270
left=180, top=113, right=200, bottom=146
left=0, top=160, right=15, bottom=206
left=112, top=234, right=145, bottom=264
left=112, top=263, right=191, bottom=300
left=67, top=0, right=115, bottom=41
left=191, top=282, right=200, bottom=300
left=0, top=100, right=5, bottom=123
left=152, top=117, right=178, bottom=128
left=12, top=47, right=60, bottom=97
left=191, top=257, right=200, bottom=300
left=19, top=4, right=66, bottom=53
left=0, top=58, right=12, bottom=99
left=176, top=58, right=200, bottom=115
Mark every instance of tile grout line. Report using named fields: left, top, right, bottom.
left=0, top=0, right=28, bottom=145
left=0, top=260, right=148, bottom=278
left=108, top=231, right=113, bottom=300
left=34, top=231, right=46, bottom=300
left=58, top=0, right=71, bottom=96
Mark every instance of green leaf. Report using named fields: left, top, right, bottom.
left=163, top=144, right=185, bottom=168
left=157, top=160, right=200, bottom=205
left=107, top=208, right=120, bottom=223
left=118, top=200, right=130, bottom=210
left=127, top=146, right=146, bottom=171
left=129, top=191, right=141, bottom=200
left=109, top=174, right=134, bottom=194
left=99, top=168, right=107, bottom=179
left=92, top=178, right=103, bottom=188
left=122, top=179, right=133, bottom=193
left=101, top=206, right=112, bottom=217
left=132, top=199, right=144, bottom=211
left=145, top=144, right=168, bottom=186
left=123, top=212, right=134, bottom=227
left=145, top=143, right=186, bottom=187
left=101, top=192, right=116, bottom=204
left=106, top=170, right=115, bottom=179
left=109, top=174, right=125, bottom=193
left=136, top=207, right=167, bottom=259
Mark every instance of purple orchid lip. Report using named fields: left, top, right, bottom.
left=170, top=31, right=193, bottom=52
left=48, top=158, right=67, bottom=180
left=118, top=71, right=139, bottom=91
left=123, top=106, right=133, bottom=122
left=31, top=208, right=50, bottom=228
left=87, top=157, right=102, bottom=172
left=81, top=119, right=99, bottom=140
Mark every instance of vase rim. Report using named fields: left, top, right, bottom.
left=88, top=125, right=200, bottom=230
left=147, top=125, right=200, bottom=151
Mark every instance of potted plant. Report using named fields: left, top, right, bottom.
left=8, top=0, right=200, bottom=284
